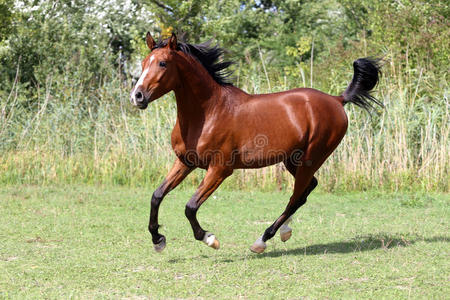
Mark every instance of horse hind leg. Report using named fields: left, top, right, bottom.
left=279, top=216, right=293, bottom=242
left=250, top=171, right=318, bottom=254
left=280, top=176, right=318, bottom=242
left=276, top=160, right=317, bottom=243
left=278, top=160, right=297, bottom=242
left=250, top=132, right=342, bottom=254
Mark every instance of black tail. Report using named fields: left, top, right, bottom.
left=343, top=58, right=383, bottom=111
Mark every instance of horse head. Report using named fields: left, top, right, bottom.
left=130, top=32, right=180, bottom=109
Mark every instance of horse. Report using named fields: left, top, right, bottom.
left=130, top=32, right=382, bottom=254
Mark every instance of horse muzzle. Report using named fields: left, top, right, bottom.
left=130, top=88, right=151, bottom=109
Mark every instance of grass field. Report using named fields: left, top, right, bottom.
left=0, top=185, right=448, bottom=298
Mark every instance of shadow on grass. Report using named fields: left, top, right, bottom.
left=255, top=234, right=450, bottom=259
left=166, top=234, right=449, bottom=263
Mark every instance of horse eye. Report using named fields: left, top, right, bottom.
left=159, top=61, right=167, bottom=68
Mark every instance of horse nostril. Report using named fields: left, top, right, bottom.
left=135, top=91, right=143, bottom=101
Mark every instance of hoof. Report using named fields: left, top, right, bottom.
left=203, top=232, right=220, bottom=250
left=250, top=237, right=266, bottom=254
left=280, top=228, right=292, bottom=242
left=280, top=217, right=293, bottom=242
left=153, top=236, right=166, bottom=253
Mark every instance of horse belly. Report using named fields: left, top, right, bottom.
left=230, top=127, right=306, bottom=169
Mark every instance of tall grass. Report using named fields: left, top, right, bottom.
left=0, top=56, right=448, bottom=192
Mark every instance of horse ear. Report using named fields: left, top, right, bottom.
left=168, top=33, right=177, bottom=50
left=146, top=32, right=155, bottom=50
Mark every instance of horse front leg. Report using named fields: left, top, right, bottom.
left=149, top=159, right=194, bottom=252
left=185, top=166, right=232, bottom=249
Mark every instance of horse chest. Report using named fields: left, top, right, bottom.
left=171, top=127, right=224, bottom=168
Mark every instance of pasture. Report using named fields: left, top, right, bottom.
left=1, top=185, right=448, bottom=298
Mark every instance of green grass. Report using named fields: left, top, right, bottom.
left=0, top=185, right=448, bottom=298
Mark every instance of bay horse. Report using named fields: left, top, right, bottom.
left=130, top=32, right=382, bottom=253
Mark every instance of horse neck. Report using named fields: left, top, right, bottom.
left=173, top=54, right=223, bottom=128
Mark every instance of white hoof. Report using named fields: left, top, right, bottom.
left=280, top=216, right=293, bottom=242
left=154, top=237, right=166, bottom=253
left=250, top=236, right=266, bottom=254
left=280, top=226, right=292, bottom=242
left=203, top=232, right=220, bottom=249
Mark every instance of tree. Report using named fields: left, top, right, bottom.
left=144, top=0, right=208, bottom=41
left=0, top=0, right=13, bottom=42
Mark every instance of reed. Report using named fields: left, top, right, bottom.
left=0, top=56, right=448, bottom=192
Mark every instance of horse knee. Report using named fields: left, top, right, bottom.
left=151, top=191, right=163, bottom=208
left=185, top=202, right=198, bottom=220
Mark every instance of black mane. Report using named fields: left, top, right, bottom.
left=154, top=38, right=234, bottom=86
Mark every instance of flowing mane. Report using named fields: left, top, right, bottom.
left=153, top=38, right=234, bottom=86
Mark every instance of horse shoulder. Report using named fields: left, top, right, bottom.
left=170, top=120, right=186, bottom=157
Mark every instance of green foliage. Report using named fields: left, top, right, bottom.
left=0, top=0, right=13, bottom=42
left=285, top=37, right=312, bottom=59
left=339, top=0, right=450, bottom=71
left=0, top=0, right=151, bottom=95
left=144, top=0, right=207, bottom=39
